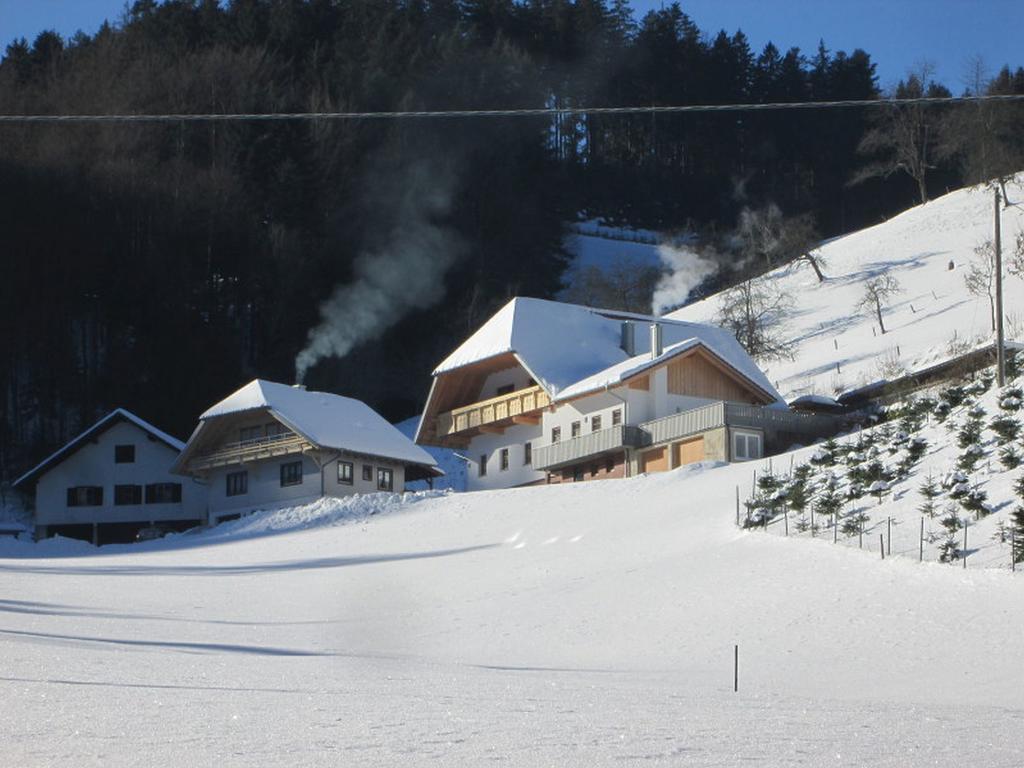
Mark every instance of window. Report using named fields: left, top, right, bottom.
left=551, top=427, right=561, bottom=443
left=500, top=448, right=509, bottom=471
left=280, top=461, right=303, bottom=487
left=114, top=444, right=135, bottom=463
left=362, top=464, right=373, bottom=482
left=265, top=422, right=289, bottom=439
left=612, top=409, right=622, bottom=426
left=114, top=484, right=143, bottom=505
left=571, top=421, right=581, bottom=438
left=524, top=442, right=532, bottom=466
left=572, top=466, right=584, bottom=482
left=67, top=486, right=103, bottom=506
left=605, top=456, right=615, bottom=474
left=479, top=454, right=488, bottom=477
left=377, top=467, right=394, bottom=491
left=145, top=483, right=182, bottom=504
left=591, top=415, right=602, bottom=432
left=338, top=461, right=354, bottom=485
left=226, top=471, right=248, bottom=497
left=239, top=426, right=262, bottom=443
left=495, top=384, right=515, bottom=396
left=590, top=463, right=598, bottom=477
left=733, top=431, right=763, bottom=461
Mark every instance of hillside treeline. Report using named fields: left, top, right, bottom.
left=1, top=0, right=1022, bottom=479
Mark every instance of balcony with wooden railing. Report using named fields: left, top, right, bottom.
left=187, top=431, right=314, bottom=471
left=436, top=385, right=550, bottom=438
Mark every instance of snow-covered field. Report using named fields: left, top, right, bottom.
left=3, top=448, right=1024, bottom=765
left=669, top=177, right=1024, bottom=402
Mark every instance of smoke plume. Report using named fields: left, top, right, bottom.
left=294, top=161, right=464, bottom=382
left=650, top=243, right=718, bottom=315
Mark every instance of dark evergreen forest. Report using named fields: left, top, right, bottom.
left=2, top=0, right=1022, bottom=480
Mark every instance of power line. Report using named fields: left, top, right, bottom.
left=0, top=94, right=1023, bottom=123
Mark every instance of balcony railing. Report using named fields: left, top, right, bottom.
left=436, top=385, right=550, bottom=437
left=188, top=432, right=312, bottom=470
left=533, top=425, right=644, bottom=470
left=639, top=402, right=726, bottom=446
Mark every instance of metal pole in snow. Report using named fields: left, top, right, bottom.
left=736, top=486, right=740, bottom=526
left=734, top=645, right=738, bottom=692
left=887, top=517, right=892, bottom=556
left=920, top=517, right=924, bottom=562
left=784, top=512, right=789, bottom=537
left=880, top=534, right=885, bottom=559
left=995, top=189, right=1006, bottom=387
left=1012, top=528, right=1016, bottom=572
left=963, top=522, right=968, bottom=569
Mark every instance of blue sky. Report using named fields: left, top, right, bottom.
left=1, top=0, right=1021, bottom=91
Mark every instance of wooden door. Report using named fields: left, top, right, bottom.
left=641, top=447, right=668, bottom=473
left=673, top=436, right=705, bottom=466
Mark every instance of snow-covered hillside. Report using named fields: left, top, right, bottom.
left=668, top=177, right=1024, bottom=402
left=3, top=432, right=1024, bottom=765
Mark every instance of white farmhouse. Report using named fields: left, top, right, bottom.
left=416, top=297, right=841, bottom=490
left=13, top=409, right=205, bottom=543
left=173, top=379, right=441, bottom=522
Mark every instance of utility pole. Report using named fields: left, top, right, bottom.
left=995, top=189, right=1006, bottom=386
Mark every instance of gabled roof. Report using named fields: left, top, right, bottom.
left=432, top=297, right=783, bottom=404
left=13, top=408, right=184, bottom=488
left=181, top=379, right=439, bottom=471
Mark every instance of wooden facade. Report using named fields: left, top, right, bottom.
left=666, top=348, right=770, bottom=405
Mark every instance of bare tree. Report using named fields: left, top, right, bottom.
left=857, top=275, right=902, bottom=334
left=852, top=64, right=951, bottom=205
left=735, top=205, right=821, bottom=273
left=716, top=277, right=793, bottom=361
left=939, top=59, right=1023, bottom=207
left=964, top=241, right=997, bottom=331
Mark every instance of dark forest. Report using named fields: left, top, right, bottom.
left=2, top=0, right=1023, bottom=480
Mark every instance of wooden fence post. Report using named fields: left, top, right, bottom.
left=784, top=512, right=789, bottom=537
left=920, top=517, right=924, bottom=562
left=887, top=517, right=891, bottom=556
left=963, top=522, right=968, bottom=569
left=880, top=534, right=885, bottom=559
left=734, top=645, right=738, bottom=693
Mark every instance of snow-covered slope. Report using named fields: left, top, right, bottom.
left=3, top=428, right=1024, bottom=765
left=668, top=177, right=1024, bottom=402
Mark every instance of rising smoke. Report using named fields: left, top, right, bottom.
left=294, top=161, right=464, bottom=382
left=650, top=243, right=718, bottom=315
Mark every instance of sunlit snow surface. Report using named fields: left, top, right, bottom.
left=668, top=177, right=1024, bottom=402
left=2, top=453, right=1023, bottom=765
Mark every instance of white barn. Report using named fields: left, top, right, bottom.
left=172, top=379, right=442, bottom=522
left=13, top=409, right=206, bottom=543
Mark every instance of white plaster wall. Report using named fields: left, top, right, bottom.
left=465, top=424, right=544, bottom=491
left=478, top=366, right=534, bottom=400
left=206, top=451, right=409, bottom=520
left=541, top=391, right=627, bottom=443
left=34, top=420, right=204, bottom=526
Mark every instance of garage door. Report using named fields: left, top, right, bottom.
left=673, top=436, right=705, bottom=466
left=641, top=447, right=668, bottom=473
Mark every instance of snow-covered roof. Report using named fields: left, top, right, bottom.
left=198, top=380, right=439, bottom=469
left=434, top=297, right=783, bottom=403
left=14, top=408, right=185, bottom=488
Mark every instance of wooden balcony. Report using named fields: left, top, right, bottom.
left=436, top=385, right=550, bottom=438
left=187, top=432, right=314, bottom=471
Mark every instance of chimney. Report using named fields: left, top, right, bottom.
left=650, top=323, right=663, bottom=360
left=292, top=383, right=307, bottom=390
left=620, top=320, right=636, bottom=356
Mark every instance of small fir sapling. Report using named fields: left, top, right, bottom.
left=841, top=507, right=870, bottom=537
left=918, top=472, right=941, bottom=518
left=939, top=383, right=967, bottom=409
left=959, top=487, right=991, bottom=520
left=868, top=479, right=891, bottom=505
left=810, top=438, right=838, bottom=467
left=992, top=518, right=1010, bottom=544
left=957, top=444, right=985, bottom=472
left=997, top=385, right=1022, bottom=412
left=1011, top=504, right=1024, bottom=565
left=989, top=414, right=1021, bottom=445
left=999, top=444, right=1023, bottom=470
left=897, top=436, right=928, bottom=477
left=957, top=407, right=985, bottom=449
left=814, top=472, right=845, bottom=526
left=934, top=400, right=953, bottom=423
left=938, top=503, right=963, bottom=563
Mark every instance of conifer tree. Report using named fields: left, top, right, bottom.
left=918, top=471, right=941, bottom=518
